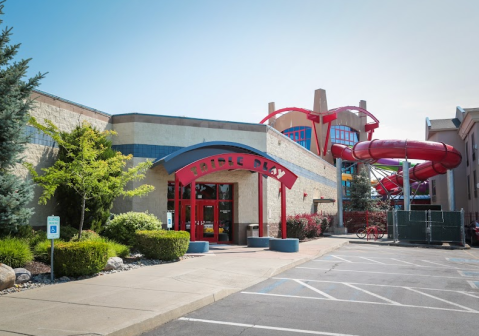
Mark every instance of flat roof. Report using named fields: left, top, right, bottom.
left=428, top=118, right=461, bottom=130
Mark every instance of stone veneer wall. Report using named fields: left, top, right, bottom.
left=18, top=92, right=111, bottom=227
left=265, top=127, right=337, bottom=236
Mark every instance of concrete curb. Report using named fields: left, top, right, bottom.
left=110, top=240, right=349, bottom=336
left=349, top=240, right=469, bottom=250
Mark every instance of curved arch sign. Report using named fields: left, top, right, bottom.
left=176, top=153, right=298, bottom=188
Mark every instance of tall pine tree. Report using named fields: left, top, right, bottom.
left=0, top=1, right=44, bottom=235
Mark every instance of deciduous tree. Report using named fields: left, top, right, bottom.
left=27, top=119, right=154, bottom=239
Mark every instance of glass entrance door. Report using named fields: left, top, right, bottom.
left=181, top=201, right=218, bottom=242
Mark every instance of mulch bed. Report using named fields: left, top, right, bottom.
left=24, top=261, right=50, bottom=275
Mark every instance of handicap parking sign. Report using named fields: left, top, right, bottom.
left=47, top=216, right=60, bottom=239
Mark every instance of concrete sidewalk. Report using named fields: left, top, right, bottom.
left=0, top=237, right=348, bottom=336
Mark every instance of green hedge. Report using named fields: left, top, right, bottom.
left=102, top=212, right=162, bottom=246
left=52, top=241, right=109, bottom=277
left=0, top=237, right=34, bottom=268
left=33, top=239, right=64, bottom=263
left=135, top=230, right=189, bottom=261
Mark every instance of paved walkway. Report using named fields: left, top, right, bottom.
left=0, top=237, right=348, bottom=336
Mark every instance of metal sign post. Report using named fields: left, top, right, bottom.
left=47, top=216, right=60, bottom=282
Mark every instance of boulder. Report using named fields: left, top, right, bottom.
left=103, top=257, right=124, bottom=271
left=0, top=264, right=15, bottom=290
left=14, top=268, right=32, bottom=284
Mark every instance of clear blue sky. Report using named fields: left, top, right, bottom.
left=4, top=0, right=479, bottom=140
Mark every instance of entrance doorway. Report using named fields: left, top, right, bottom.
left=168, top=182, right=234, bottom=243
left=181, top=201, right=217, bottom=242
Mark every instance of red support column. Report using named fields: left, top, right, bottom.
left=281, top=183, right=286, bottom=239
left=258, top=173, right=263, bottom=237
left=174, top=175, right=179, bottom=231
left=190, top=181, right=196, bottom=242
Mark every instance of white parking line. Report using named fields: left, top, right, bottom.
left=314, top=260, right=404, bottom=266
left=274, top=277, right=479, bottom=296
left=404, top=287, right=479, bottom=313
left=240, top=292, right=479, bottom=314
left=342, top=283, right=400, bottom=305
left=294, top=279, right=337, bottom=300
left=296, top=267, right=479, bottom=280
left=391, top=258, right=421, bottom=267
left=331, top=255, right=352, bottom=262
left=178, top=317, right=361, bottom=336
left=421, top=260, right=460, bottom=269
left=313, top=259, right=479, bottom=271
left=460, top=291, right=479, bottom=299
left=359, top=257, right=385, bottom=264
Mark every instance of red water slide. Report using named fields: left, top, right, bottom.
left=331, top=140, right=462, bottom=195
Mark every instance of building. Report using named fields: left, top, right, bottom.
left=20, top=89, right=373, bottom=243
left=426, top=106, right=479, bottom=218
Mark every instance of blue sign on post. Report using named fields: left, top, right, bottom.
left=167, top=212, right=173, bottom=229
left=47, top=216, right=60, bottom=239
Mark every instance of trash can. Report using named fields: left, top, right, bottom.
left=247, top=224, right=259, bottom=238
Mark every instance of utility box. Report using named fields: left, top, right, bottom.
left=247, top=224, right=259, bottom=238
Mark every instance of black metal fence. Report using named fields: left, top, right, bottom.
left=387, top=210, right=464, bottom=246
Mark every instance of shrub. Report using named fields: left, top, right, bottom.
left=0, top=238, right=34, bottom=268
left=320, top=216, right=333, bottom=235
left=28, top=230, right=48, bottom=248
left=67, top=230, right=129, bottom=258
left=33, top=239, right=64, bottom=263
left=52, top=241, right=109, bottom=277
left=135, top=230, right=189, bottom=261
left=102, top=212, right=162, bottom=246
left=104, top=239, right=130, bottom=258
left=283, top=213, right=332, bottom=239
left=71, top=230, right=100, bottom=242
left=60, top=226, right=79, bottom=241
left=285, top=215, right=308, bottom=240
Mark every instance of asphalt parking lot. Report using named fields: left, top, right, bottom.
left=143, top=244, right=479, bottom=336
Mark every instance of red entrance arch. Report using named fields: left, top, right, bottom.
left=174, top=153, right=298, bottom=241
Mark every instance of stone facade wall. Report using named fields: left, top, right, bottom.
left=265, top=127, right=338, bottom=235
left=18, top=92, right=112, bottom=227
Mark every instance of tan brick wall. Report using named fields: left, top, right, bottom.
left=265, top=127, right=338, bottom=234
left=19, top=94, right=111, bottom=227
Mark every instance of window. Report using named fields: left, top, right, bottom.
left=330, top=126, right=359, bottom=147
left=282, top=126, right=312, bottom=150
left=468, top=175, right=471, bottom=200
left=466, top=141, right=469, bottom=166
left=431, top=179, right=436, bottom=203
left=473, top=133, right=476, bottom=161
left=475, top=170, right=478, bottom=198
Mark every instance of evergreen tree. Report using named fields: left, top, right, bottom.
left=0, top=2, right=44, bottom=235
left=347, top=166, right=373, bottom=211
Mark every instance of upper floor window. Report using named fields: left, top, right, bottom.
left=468, top=175, right=471, bottom=200
left=330, top=126, right=359, bottom=147
left=474, top=170, right=478, bottom=198
left=282, top=126, right=312, bottom=150
left=472, top=133, right=476, bottom=161
left=466, top=141, right=470, bottom=166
